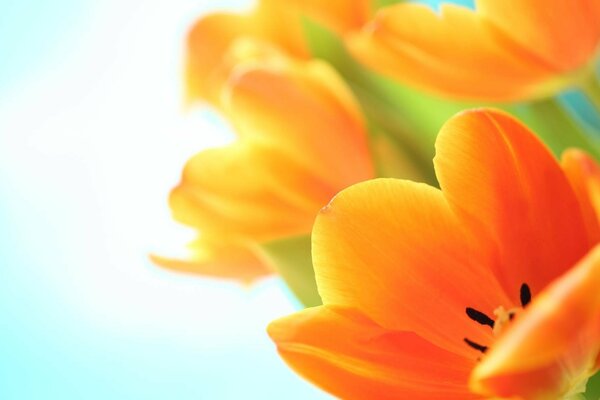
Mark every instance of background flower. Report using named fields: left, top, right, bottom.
left=348, top=0, right=600, bottom=102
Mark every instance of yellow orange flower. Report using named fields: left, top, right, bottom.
left=186, top=0, right=371, bottom=105
left=269, top=109, right=600, bottom=398
left=348, top=1, right=600, bottom=101
left=157, top=54, right=374, bottom=282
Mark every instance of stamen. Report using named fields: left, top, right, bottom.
left=520, top=283, right=531, bottom=307
left=464, top=338, right=488, bottom=353
left=466, top=307, right=495, bottom=328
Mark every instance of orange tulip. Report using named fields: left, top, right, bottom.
left=155, top=53, right=374, bottom=282
left=186, top=0, right=371, bottom=105
left=269, top=109, right=600, bottom=398
left=348, top=1, right=600, bottom=101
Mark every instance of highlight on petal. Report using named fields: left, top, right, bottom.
left=150, top=235, right=271, bottom=282
left=562, top=149, right=600, bottom=246
left=470, top=245, right=600, bottom=399
left=268, top=305, right=477, bottom=400
left=312, top=178, right=510, bottom=357
left=434, top=109, right=589, bottom=300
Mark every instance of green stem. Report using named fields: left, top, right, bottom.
left=260, top=235, right=321, bottom=308
left=354, top=84, right=438, bottom=186
left=584, top=370, right=600, bottom=400
left=580, top=71, right=600, bottom=112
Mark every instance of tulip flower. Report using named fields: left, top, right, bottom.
left=348, top=1, right=600, bottom=103
left=269, top=109, right=600, bottom=398
left=155, top=52, right=374, bottom=298
left=186, top=0, right=370, bottom=105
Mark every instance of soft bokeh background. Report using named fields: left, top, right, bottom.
left=0, top=0, right=471, bottom=399
left=0, top=0, right=327, bottom=398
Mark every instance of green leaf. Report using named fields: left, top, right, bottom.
left=585, top=370, right=600, bottom=400
left=260, top=235, right=322, bottom=308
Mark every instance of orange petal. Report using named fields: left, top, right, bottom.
left=477, top=0, right=600, bottom=72
left=172, top=59, right=372, bottom=245
left=257, top=0, right=370, bottom=56
left=268, top=306, right=478, bottom=400
left=434, top=109, right=590, bottom=300
left=261, top=0, right=370, bottom=34
left=170, top=141, right=336, bottom=242
left=312, top=178, right=510, bottom=357
left=185, top=0, right=372, bottom=105
left=224, top=59, right=373, bottom=190
left=150, top=236, right=272, bottom=282
left=470, top=245, right=600, bottom=399
left=561, top=149, right=600, bottom=246
left=347, top=3, right=562, bottom=101
left=185, top=12, right=258, bottom=105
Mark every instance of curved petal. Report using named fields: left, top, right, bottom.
left=150, top=236, right=272, bottom=282
left=477, top=0, right=600, bottom=72
left=312, top=178, right=511, bottom=357
left=224, top=59, right=374, bottom=189
left=185, top=0, right=372, bottom=105
left=257, top=0, right=370, bottom=57
left=470, top=245, right=600, bottom=399
left=260, top=0, right=370, bottom=33
left=434, top=109, right=590, bottom=300
left=170, top=141, right=336, bottom=242
left=171, top=58, right=373, bottom=261
left=562, top=149, right=600, bottom=246
left=268, top=306, right=478, bottom=400
left=185, top=13, right=259, bottom=105
left=347, top=3, right=556, bottom=101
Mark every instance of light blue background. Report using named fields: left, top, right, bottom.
left=0, top=0, right=328, bottom=398
left=0, top=0, right=474, bottom=399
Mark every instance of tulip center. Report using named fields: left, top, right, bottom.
left=463, top=283, right=531, bottom=353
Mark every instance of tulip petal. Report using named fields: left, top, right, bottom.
left=312, top=178, right=511, bottom=357
left=562, top=149, right=600, bottom=246
left=347, top=3, right=555, bottom=101
left=185, top=13, right=258, bottom=104
left=477, top=0, right=600, bottom=72
left=185, top=0, right=372, bottom=105
left=470, top=245, right=600, bottom=399
left=434, top=109, right=590, bottom=300
left=268, top=306, right=478, bottom=400
left=258, top=0, right=370, bottom=56
left=170, top=141, right=335, bottom=242
left=150, top=236, right=271, bottom=282
left=224, top=60, right=373, bottom=189
left=173, top=57, right=372, bottom=249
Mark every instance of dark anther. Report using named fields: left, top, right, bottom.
left=464, top=338, right=488, bottom=353
left=466, top=307, right=495, bottom=328
left=520, top=283, right=531, bottom=307
left=508, top=311, right=515, bottom=321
